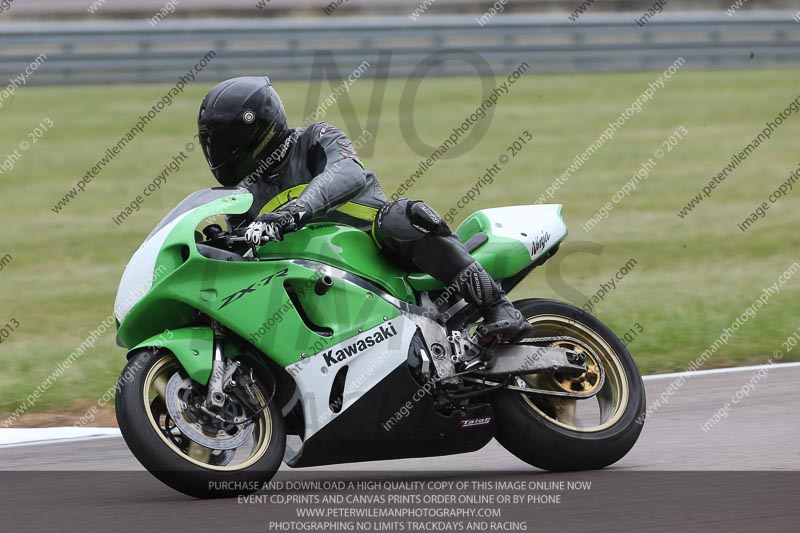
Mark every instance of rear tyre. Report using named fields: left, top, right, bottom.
left=491, top=299, right=645, bottom=471
left=116, top=348, right=285, bottom=498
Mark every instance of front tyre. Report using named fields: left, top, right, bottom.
left=116, top=348, right=285, bottom=498
left=492, top=299, right=645, bottom=471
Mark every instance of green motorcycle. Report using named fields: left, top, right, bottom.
left=113, top=187, right=645, bottom=498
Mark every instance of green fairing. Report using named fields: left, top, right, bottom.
left=406, top=211, right=537, bottom=292
left=256, top=223, right=416, bottom=303
left=117, top=192, right=400, bottom=369
left=116, top=190, right=564, bottom=375
left=130, top=327, right=214, bottom=384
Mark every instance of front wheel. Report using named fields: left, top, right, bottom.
left=491, top=299, right=646, bottom=471
left=115, top=348, right=285, bottom=498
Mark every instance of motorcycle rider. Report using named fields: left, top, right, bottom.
left=197, top=76, right=531, bottom=341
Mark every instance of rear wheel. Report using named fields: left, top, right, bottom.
left=116, top=348, right=285, bottom=498
left=491, top=299, right=645, bottom=471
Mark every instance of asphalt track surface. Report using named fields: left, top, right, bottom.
left=1, top=365, right=798, bottom=532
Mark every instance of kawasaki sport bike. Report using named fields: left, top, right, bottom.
left=113, top=187, right=646, bottom=498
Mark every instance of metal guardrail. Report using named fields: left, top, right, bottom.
left=2, top=0, right=797, bottom=19
left=1, top=12, right=799, bottom=85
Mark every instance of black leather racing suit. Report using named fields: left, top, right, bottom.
left=233, top=122, right=385, bottom=232
left=235, top=122, right=527, bottom=339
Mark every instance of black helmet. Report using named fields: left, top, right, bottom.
left=198, top=76, right=289, bottom=186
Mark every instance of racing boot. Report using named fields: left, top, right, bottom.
left=452, top=261, right=533, bottom=342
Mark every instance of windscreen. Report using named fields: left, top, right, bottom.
left=144, top=187, right=247, bottom=242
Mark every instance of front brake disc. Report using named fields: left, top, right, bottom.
left=164, top=373, right=254, bottom=450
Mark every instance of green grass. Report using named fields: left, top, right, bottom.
left=1, top=68, right=799, bottom=415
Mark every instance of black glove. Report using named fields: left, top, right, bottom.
left=244, top=200, right=311, bottom=245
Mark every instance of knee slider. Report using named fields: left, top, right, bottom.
left=407, top=201, right=451, bottom=236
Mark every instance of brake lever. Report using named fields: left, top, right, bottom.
left=224, top=235, right=260, bottom=260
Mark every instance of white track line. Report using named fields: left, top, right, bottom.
left=2, top=363, right=798, bottom=447
left=642, top=362, right=800, bottom=381
left=0, top=428, right=121, bottom=448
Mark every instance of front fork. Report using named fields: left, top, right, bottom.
left=204, top=322, right=240, bottom=411
left=202, top=324, right=270, bottom=426
left=205, top=338, right=227, bottom=409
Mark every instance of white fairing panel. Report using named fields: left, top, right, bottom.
left=285, top=316, right=416, bottom=443
left=480, top=204, right=567, bottom=260
left=113, top=212, right=190, bottom=322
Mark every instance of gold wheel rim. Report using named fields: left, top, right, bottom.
left=519, top=315, right=629, bottom=433
left=547, top=340, right=603, bottom=395
left=142, top=353, right=273, bottom=471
